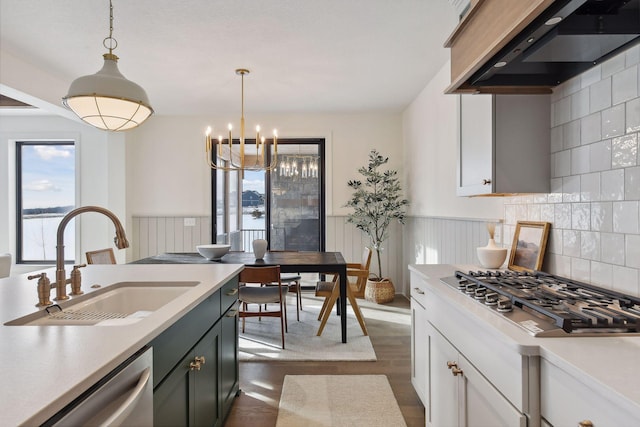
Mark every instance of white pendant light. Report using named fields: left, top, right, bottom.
left=62, top=0, right=153, bottom=131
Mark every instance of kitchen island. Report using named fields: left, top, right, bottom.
left=0, top=263, right=243, bottom=426
left=410, top=264, right=640, bottom=427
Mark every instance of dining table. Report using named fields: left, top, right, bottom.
left=130, top=251, right=350, bottom=343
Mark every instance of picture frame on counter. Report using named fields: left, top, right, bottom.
left=508, top=221, right=550, bottom=272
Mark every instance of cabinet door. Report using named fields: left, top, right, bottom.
left=194, top=323, right=221, bottom=427
left=154, top=351, right=194, bottom=427
left=459, top=354, right=527, bottom=427
left=411, top=297, right=428, bottom=407
left=428, top=322, right=459, bottom=427
left=457, top=94, right=494, bottom=196
left=220, top=304, right=239, bottom=420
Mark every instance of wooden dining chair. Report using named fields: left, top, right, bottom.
left=348, top=247, right=373, bottom=298
left=86, top=248, right=116, bottom=264
left=239, top=265, right=288, bottom=349
left=315, top=273, right=368, bottom=336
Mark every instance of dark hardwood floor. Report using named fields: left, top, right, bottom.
left=224, top=295, right=425, bottom=426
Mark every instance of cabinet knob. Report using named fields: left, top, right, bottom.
left=451, top=367, right=464, bottom=376
left=195, top=356, right=206, bottom=365
left=446, top=361, right=457, bottom=369
left=226, top=288, right=238, bottom=296
left=482, top=179, right=492, bottom=185
left=189, top=361, right=201, bottom=371
left=413, top=287, right=425, bottom=295
left=578, top=421, right=594, bottom=427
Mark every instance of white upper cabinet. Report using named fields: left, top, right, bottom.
left=456, top=93, right=550, bottom=197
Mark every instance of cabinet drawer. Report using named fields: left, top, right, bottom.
left=410, top=272, right=428, bottom=308
left=541, top=359, right=638, bottom=426
left=220, top=276, right=239, bottom=313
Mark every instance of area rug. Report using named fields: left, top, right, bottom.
left=239, top=294, right=377, bottom=361
left=276, top=375, right=407, bottom=427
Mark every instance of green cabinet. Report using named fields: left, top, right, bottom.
left=151, top=276, right=239, bottom=427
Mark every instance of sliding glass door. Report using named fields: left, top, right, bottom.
left=212, top=139, right=325, bottom=252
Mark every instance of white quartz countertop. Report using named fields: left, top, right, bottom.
left=409, top=264, right=640, bottom=419
left=0, top=263, right=244, bottom=426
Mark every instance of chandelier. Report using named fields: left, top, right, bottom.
left=205, top=69, right=278, bottom=171
left=62, top=0, right=153, bottom=131
left=279, top=155, right=319, bottom=178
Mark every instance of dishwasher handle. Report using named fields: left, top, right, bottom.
left=98, top=367, right=151, bottom=427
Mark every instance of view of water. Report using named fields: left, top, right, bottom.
left=22, top=215, right=75, bottom=261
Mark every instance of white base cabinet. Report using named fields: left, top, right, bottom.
left=428, top=322, right=527, bottom=427
left=411, top=277, right=428, bottom=407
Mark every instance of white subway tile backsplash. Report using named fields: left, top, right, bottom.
left=588, top=139, right=612, bottom=172
left=590, top=261, right=612, bottom=287
left=555, top=96, right=572, bottom=126
left=612, top=133, right=638, bottom=168
left=602, top=104, right=625, bottom=138
left=554, top=150, right=571, bottom=177
left=602, top=53, right=626, bottom=78
left=626, top=234, right=640, bottom=268
left=572, top=88, right=590, bottom=120
left=563, top=175, right=581, bottom=202
left=612, top=65, right=638, bottom=105
left=601, top=232, right=625, bottom=265
left=625, top=166, right=640, bottom=200
left=581, top=172, right=600, bottom=202
left=601, top=169, right=625, bottom=200
left=540, top=203, right=555, bottom=223
left=571, top=257, right=591, bottom=282
left=580, top=231, right=600, bottom=260
left=627, top=98, right=640, bottom=132
left=612, top=265, right=639, bottom=295
left=563, top=230, right=581, bottom=257
left=582, top=65, right=602, bottom=88
left=581, top=112, right=602, bottom=144
left=571, top=145, right=590, bottom=175
left=572, top=203, right=591, bottom=230
left=498, top=46, right=639, bottom=296
left=591, top=202, right=613, bottom=232
left=613, top=201, right=640, bottom=233
left=590, top=77, right=612, bottom=113
left=555, top=203, right=572, bottom=228
left=563, top=120, right=581, bottom=149
left=551, top=126, right=563, bottom=153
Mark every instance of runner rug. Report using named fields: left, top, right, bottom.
left=275, top=375, right=407, bottom=427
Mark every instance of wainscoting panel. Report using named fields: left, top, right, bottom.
left=402, top=217, right=505, bottom=294
left=131, top=216, right=211, bottom=261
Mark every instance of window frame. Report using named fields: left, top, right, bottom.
left=15, top=140, right=75, bottom=264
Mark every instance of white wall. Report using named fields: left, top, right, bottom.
left=0, top=114, right=128, bottom=272
left=125, top=112, right=403, bottom=218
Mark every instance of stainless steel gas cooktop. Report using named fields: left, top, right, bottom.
left=440, top=270, right=640, bottom=337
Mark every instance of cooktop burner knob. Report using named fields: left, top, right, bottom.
left=484, top=292, right=498, bottom=305
left=497, top=299, right=513, bottom=313
left=465, top=284, right=477, bottom=295
left=474, top=288, right=487, bottom=299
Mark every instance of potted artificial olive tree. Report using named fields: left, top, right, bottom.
left=346, top=149, right=409, bottom=303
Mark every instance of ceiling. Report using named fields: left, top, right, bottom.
left=0, top=0, right=458, bottom=117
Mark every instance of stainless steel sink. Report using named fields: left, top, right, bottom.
left=5, top=281, right=198, bottom=326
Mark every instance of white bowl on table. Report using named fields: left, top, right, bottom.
left=196, top=244, right=231, bottom=260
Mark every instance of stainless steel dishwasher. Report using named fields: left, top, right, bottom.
left=43, top=346, right=153, bottom=426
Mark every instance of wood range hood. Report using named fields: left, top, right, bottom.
left=445, top=0, right=640, bottom=94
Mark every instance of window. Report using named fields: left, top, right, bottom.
left=212, top=138, right=325, bottom=252
left=16, top=141, right=76, bottom=263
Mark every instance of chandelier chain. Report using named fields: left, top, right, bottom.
left=103, top=0, right=118, bottom=53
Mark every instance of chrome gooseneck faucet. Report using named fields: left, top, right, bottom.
left=55, top=206, right=129, bottom=300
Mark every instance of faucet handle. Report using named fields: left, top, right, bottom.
left=29, top=273, right=52, bottom=307
left=70, top=264, right=86, bottom=296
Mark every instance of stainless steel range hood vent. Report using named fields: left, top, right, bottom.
left=469, top=0, right=640, bottom=88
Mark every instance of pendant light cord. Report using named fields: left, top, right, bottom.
left=103, top=0, right=118, bottom=54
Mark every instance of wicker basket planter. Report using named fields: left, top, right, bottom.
left=364, top=278, right=395, bottom=304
